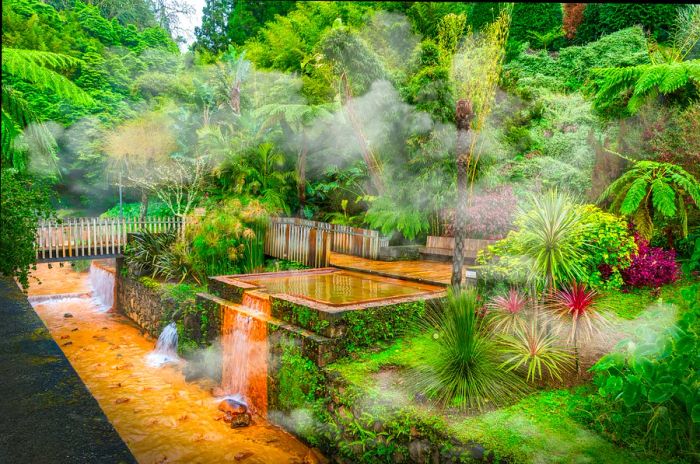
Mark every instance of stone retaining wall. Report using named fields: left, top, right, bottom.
left=115, top=258, right=176, bottom=338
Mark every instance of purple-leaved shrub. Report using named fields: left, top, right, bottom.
left=621, top=234, right=679, bottom=288
left=444, top=185, right=517, bottom=239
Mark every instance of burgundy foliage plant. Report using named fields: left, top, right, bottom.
left=621, top=234, right=679, bottom=288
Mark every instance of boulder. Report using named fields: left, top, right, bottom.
left=228, top=411, right=252, bottom=428
left=218, top=398, right=247, bottom=415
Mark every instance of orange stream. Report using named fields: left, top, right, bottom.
left=28, top=264, right=309, bottom=464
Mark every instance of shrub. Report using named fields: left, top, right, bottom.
left=577, top=284, right=700, bottom=459
left=577, top=205, right=637, bottom=290
left=574, top=4, right=681, bottom=44
left=0, top=170, right=53, bottom=289
left=621, top=234, right=679, bottom=288
left=100, top=201, right=172, bottom=219
left=563, top=3, right=587, bottom=40
left=443, top=185, right=517, bottom=239
left=188, top=198, right=268, bottom=277
left=412, top=289, right=528, bottom=410
left=509, top=3, right=563, bottom=45
left=486, top=287, right=529, bottom=334
left=504, top=27, right=649, bottom=92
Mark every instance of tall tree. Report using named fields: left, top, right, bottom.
left=449, top=10, right=511, bottom=288
left=195, top=0, right=296, bottom=53
left=103, top=112, right=177, bottom=220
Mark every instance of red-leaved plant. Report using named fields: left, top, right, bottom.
left=487, top=288, right=529, bottom=334
left=549, top=282, right=607, bottom=375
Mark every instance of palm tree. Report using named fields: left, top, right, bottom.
left=449, top=10, right=511, bottom=288
left=518, top=190, right=586, bottom=291
left=244, top=142, right=295, bottom=214
left=599, top=160, right=700, bottom=242
left=2, top=47, right=93, bottom=171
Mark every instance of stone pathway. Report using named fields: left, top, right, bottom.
left=0, top=277, right=135, bottom=464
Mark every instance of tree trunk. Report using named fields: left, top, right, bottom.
left=139, top=190, right=149, bottom=221
left=451, top=99, right=475, bottom=289
left=298, top=133, right=308, bottom=218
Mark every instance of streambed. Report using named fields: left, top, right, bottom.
left=27, top=263, right=310, bottom=464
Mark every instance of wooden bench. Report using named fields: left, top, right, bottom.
left=419, top=236, right=496, bottom=263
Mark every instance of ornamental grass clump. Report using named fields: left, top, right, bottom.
left=413, top=289, right=528, bottom=411
left=499, top=319, right=575, bottom=382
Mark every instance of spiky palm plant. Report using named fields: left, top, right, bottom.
left=2, top=47, right=93, bottom=171
left=599, top=161, right=700, bottom=240
left=548, top=282, right=607, bottom=375
left=412, top=289, right=528, bottom=411
left=486, top=287, right=529, bottom=334
left=517, top=190, right=586, bottom=290
left=499, top=319, right=574, bottom=382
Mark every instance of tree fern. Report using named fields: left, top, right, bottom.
left=1, top=47, right=93, bottom=171
left=651, top=178, right=677, bottom=217
left=599, top=161, right=700, bottom=239
left=590, top=60, right=700, bottom=114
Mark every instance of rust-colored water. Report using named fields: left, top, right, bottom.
left=220, top=302, right=269, bottom=416
left=27, top=264, right=310, bottom=464
left=244, top=270, right=437, bottom=306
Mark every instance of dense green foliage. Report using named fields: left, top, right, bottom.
left=575, top=4, right=682, bottom=44
left=574, top=284, right=699, bottom=460
left=0, top=169, right=53, bottom=288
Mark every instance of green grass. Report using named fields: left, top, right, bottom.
left=598, top=278, right=696, bottom=319
left=448, top=389, right=662, bottom=464
left=325, top=332, right=434, bottom=387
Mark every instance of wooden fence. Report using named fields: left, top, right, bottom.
left=264, top=217, right=332, bottom=267
left=35, top=217, right=185, bottom=262
left=264, top=217, right=390, bottom=267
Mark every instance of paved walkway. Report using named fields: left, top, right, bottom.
left=330, top=252, right=461, bottom=286
left=0, top=277, right=135, bottom=464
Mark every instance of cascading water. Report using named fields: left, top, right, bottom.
left=146, top=322, right=180, bottom=367
left=88, top=263, right=115, bottom=312
left=220, top=292, right=270, bottom=416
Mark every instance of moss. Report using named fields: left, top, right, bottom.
left=343, top=300, right=427, bottom=352
left=277, top=340, right=323, bottom=412
left=137, top=275, right=161, bottom=290
left=272, top=299, right=330, bottom=334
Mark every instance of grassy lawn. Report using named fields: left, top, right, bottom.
left=598, top=277, right=695, bottom=320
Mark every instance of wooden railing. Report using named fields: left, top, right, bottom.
left=35, top=217, right=184, bottom=262
left=265, top=217, right=390, bottom=267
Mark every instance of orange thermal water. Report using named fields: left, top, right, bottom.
left=27, top=264, right=309, bottom=464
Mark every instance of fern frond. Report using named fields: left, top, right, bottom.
left=650, top=178, right=677, bottom=217
left=633, top=201, right=654, bottom=240
left=658, top=62, right=688, bottom=93
left=620, top=176, right=649, bottom=215
left=2, top=47, right=93, bottom=106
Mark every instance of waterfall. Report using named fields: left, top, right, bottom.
left=89, top=263, right=115, bottom=312
left=146, top=322, right=180, bottom=367
left=220, top=297, right=269, bottom=416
